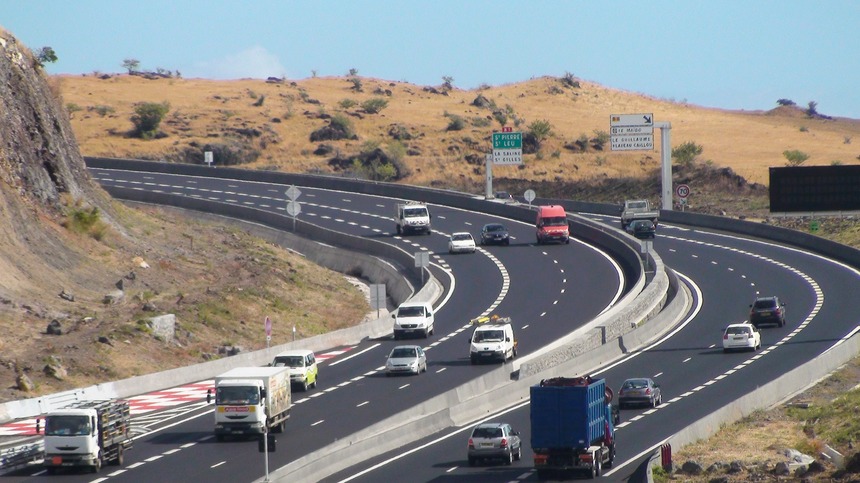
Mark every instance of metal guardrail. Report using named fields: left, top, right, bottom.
left=0, top=441, right=43, bottom=474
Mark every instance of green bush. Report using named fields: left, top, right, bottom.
left=672, top=141, right=703, bottom=167
left=470, top=116, right=491, bottom=127
left=783, top=149, right=810, bottom=166
left=330, top=114, right=355, bottom=137
left=776, top=98, right=796, bottom=107
left=361, top=97, right=388, bottom=114
left=130, top=101, right=170, bottom=139
left=593, top=130, right=609, bottom=149
left=528, top=120, right=553, bottom=143
left=444, top=112, right=465, bottom=131
left=339, top=98, right=357, bottom=109
left=349, top=77, right=363, bottom=92
left=92, top=105, right=115, bottom=117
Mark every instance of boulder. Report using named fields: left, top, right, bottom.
left=43, top=357, right=67, bottom=380
left=681, top=460, right=704, bottom=475
left=46, top=319, right=62, bottom=335
left=16, top=373, right=34, bottom=392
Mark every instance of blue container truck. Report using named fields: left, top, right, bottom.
left=530, top=376, right=616, bottom=479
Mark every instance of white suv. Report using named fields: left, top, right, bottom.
left=271, top=349, right=319, bottom=391
left=392, top=301, right=435, bottom=339
left=722, top=323, right=761, bottom=352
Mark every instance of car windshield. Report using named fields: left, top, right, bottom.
left=398, top=306, right=425, bottom=317
left=273, top=355, right=304, bottom=367
left=485, top=225, right=505, bottom=233
left=623, top=379, right=649, bottom=389
left=45, top=415, right=90, bottom=436
left=474, top=330, right=505, bottom=342
left=391, top=348, right=417, bottom=358
left=753, top=300, right=776, bottom=309
left=543, top=216, right=567, bottom=226
left=473, top=426, right=503, bottom=438
left=452, top=234, right=472, bottom=241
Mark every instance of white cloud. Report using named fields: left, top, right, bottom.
left=188, top=46, right=287, bottom=80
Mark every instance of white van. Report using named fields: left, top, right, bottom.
left=271, top=349, right=318, bottom=391
left=392, top=301, right=435, bottom=339
left=469, top=317, right=516, bottom=364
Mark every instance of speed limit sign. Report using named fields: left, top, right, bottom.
left=676, top=184, right=690, bottom=199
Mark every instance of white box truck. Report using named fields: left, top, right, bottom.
left=207, top=366, right=291, bottom=441
left=38, top=399, right=132, bottom=474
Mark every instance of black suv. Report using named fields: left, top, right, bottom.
left=749, top=296, right=786, bottom=327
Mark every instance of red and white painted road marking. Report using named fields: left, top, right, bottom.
left=0, top=346, right=354, bottom=436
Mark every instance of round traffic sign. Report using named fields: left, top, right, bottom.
left=524, top=189, right=536, bottom=203
left=676, top=184, right=690, bottom=198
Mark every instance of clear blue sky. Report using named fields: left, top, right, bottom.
left=3, top=0, right=859, bottom=118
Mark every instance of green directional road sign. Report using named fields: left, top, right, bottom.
left=492, top=132, right=523, bottom=165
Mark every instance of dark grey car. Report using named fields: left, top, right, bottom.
left=467, top=422, right=522, bottom=465
left=480, top=223, right=510, bottom=246
left=749, top=296, right=786, bottom=327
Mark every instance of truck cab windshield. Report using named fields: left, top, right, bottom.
left=543, top=216, right=567, bottom=226
left=216, top=386, right=260, bottom=405
left=398, top=306, right=425, bottom=317
left=404, top=207, right=428, bottom=218
left=46, top=415, right=90, bottom=436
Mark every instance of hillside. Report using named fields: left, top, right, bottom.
left=56, top=72, right=860, bottom=193
left=0, top=28, right=367, bottom=403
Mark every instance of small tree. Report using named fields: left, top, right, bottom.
left=783, top=149, right=810, bottom=166
left=122, top=58, right=140, bottom=74
left=776, top=98, right=796, bottom=107
left=348, top=68, right=358, bottom=76
left=361, top=97, right=388, bottom=114
left=442, top=76, right=454, bottom=91
left=131, top=101, right=170, bottom=139
left=35, top=46, right=58, bottom=67
left=805, top=101, right=819, bottom=118
left=348, top=77, right=363, bottom=92
left=672, top=141, right=703, bottom=167
left=528, top=120, right=553, bottom=143
left=444, top=112, right=465, bottom=131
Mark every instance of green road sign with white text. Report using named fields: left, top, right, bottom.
left=493, top=132, right=522, bottom=149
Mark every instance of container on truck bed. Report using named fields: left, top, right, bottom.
left=530, top=376, right=616, bottom=479
left=207, top=366, right=291, bottom=441
left=38, top=399, right=132, bottom=474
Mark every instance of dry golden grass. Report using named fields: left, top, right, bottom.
left=57, top=74, right=860, bottom=189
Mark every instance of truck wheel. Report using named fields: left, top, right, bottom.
left=396, top=225, right=402, bottom=235
left=594, top=458, right=602, bottom=477
left=115, top=446, right=124, bottom=466
left=301, top=380, right=308, bottom=392
left=91, top=457, right=102, bottom=473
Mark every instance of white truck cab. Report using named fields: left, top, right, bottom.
left=392, top=301, right=435, bottom=339
left=469, top=316, right=517, bottom=364
left=395, top=201, right=432, bottom=235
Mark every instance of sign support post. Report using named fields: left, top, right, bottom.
left=656, top=122, right=672, bottom=210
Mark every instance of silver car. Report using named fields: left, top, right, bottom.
left=618, top=377, right=662, bottom=409
left=467, top=422, right=522, bottom=465
left=385, top=345, right=427, bottom=376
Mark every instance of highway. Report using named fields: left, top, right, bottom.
left=4, top=165, right=859, bottom=483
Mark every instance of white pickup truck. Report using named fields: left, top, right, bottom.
left=620, top=199, right=659, bottom=229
